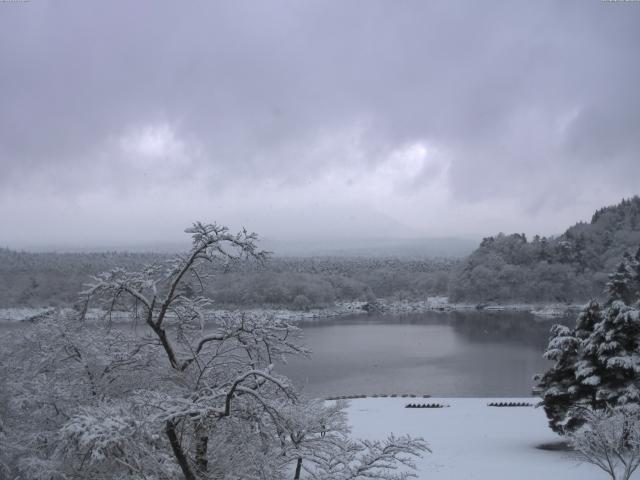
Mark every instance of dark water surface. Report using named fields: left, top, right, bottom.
left=278, top=311, right=572, bottom=398
left=0, top=310, right=572, bottom=398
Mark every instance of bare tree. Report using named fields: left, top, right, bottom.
left=277, top=399, right=429, bottom=480
left=80, top=222, right=308, bottom=479
left=569, top=406, right=640, bottom=480
left=1, top=222, right=430, bottom=480
left=0, top=415, right=9, bottom=479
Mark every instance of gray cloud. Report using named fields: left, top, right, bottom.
left=1, top=0, right=639, bottom=247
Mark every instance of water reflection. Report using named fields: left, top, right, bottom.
left=279, top=312, right=574, bottom=398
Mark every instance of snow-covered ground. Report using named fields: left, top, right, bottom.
left=0, top=298, right=582, bottom=323
left=0, top=307, right=56, bottom=322
left=346, top=397, right=608, bottom=480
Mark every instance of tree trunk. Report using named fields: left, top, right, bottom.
left=195, top=423, right=209, bottom=476
left=294, top=457, right=303, bottom=479
left=166, top=420, right=197, bottom=480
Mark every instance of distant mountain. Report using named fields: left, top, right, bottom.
left=449, top=196, right=640, bottom=303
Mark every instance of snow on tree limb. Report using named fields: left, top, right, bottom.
left=570, top=406, right=640, bottom=480
left=2, top=222, right=429, bottom=480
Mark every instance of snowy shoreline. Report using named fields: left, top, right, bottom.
left=0, top=298, right=583, bottom=324
left=346, top=396, right=599, bottom=480
left=214, top=297, right=583, bottom=321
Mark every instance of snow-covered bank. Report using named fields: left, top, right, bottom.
left=0, top=307, right=131, bottom=323
left=346, top=397, right=604, bottom=480
left=0, top=298, right=582, bottom=324
left=216, top=298, right=582, bottom=321
left=366, top=298, right=583, bottom=317
left=0, top=307, right=57, bottom=323
left=270, top=297, right=582, bottom=320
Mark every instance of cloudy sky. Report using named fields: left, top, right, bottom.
left=1, top=0, right=639, bottom=249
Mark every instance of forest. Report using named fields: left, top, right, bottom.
left=0, top=223, right=429, bottom=480
left=0, top=250, right=455, bottom=310
left=3, top=197, right=640, bottom=309
left=449, top=197, right=640, bottom=303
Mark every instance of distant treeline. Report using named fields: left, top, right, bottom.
left=449, top=196, right=640, bottom=303
left=4, top=197, right=640, bottom=309
left=205, top=257, right=455, bottom=309
left=0, top=250, right=167, bottom=308
left=0, top=249, right=456, bottom=309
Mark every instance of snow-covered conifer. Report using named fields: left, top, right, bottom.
left=583, top=301, right=640, bottom=406
left=536, top=322, right=583, bottom=433
left=538, top=249, right=640, bottom=435
left=606, top=259, right=637, bottom=306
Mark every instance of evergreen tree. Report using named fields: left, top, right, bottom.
left=536, top=323, right=581, bottom=434
left=606, top=258, right=636, bottom=306
left=537, top=301, right=601, bottom=434
left=583, top=300, right=640, bottom=406
left=538, top=249, right=640, bottom=434
left=629, top=247, right=640, bottom=304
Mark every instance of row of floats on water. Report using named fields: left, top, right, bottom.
left=324, top=395, right=534, bottom=409
left=406, top=401, right=534, bottom=409
left=326, top=393, right=431, bottom=400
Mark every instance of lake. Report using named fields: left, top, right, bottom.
left=0, top=310, right=571, bottom=398
left=279, top=311, right=571, bottom=398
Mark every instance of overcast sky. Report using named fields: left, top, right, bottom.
left=1, top=0, right=639, bottom=249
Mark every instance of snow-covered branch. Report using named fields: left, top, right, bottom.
left=570, top=406, right=640, bottom=480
